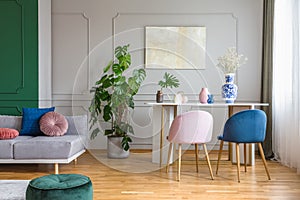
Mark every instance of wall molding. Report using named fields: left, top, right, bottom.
left=50, top=0, right=262, bottom=150
left=112, top=12, right=239, bottom=85
left=0, top=106, right=22, bottom=114
left=0, top=0, right=25, bottom=94
left=51, top=12, right=90, bottom=95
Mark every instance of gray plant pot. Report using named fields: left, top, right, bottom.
left=107, top=136, right=130, bottom=159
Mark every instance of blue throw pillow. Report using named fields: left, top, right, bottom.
left=20, top=107, right=55, bottom=136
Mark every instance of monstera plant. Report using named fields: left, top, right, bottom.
left=89, top=44, right=146, bottom=153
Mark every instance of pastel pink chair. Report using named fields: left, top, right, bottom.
left=166, top=110, right=214, bottom=181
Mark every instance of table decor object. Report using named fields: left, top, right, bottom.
left=157, top=72, right=180, bottom=103
left=174, top=91, right=188, bottom=104
left=221, top=73, right=238, bottom=103
left=207, top=94, right=214, bottom=104
left=199, top=87, right=209, bottom=104
left=217, top=47, right=247, bottom=103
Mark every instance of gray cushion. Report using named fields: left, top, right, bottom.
left=0, top=136, right=33, bottom=159
left=0, top=115, right=22, bottom=131
left=65, top=115, right=87, bottom=135
left=14, top=135, right=85, bottom=159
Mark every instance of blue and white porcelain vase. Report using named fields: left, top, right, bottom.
left=222, top=73, right=238, bottom=103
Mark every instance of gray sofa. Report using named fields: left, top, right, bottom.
left=0, top=115, right=87, bottom=174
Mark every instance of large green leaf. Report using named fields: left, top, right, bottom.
left=94, top=93, right=102, bottom=114
left=103, top=60, right=113, bottom=73
left=90, top=128, right=100, bottom=140
left=118, top=55, right=130, bottom=71
left=128, top=96, right=134, bottom=109
left=103, top=105, right=112, bottom=121
left=114, top=76, right=126, bottom=85
left=114, top=82, right=129, bottom=95
left=112, top=64, right=122, bottom=75
left=158, top=72, right=180, bottom=89
left=121, top=135, right=132, bottom=151
left=99, top=90, right=110, bottom=101
left=95, top=74, right=107, bottom=85
left=110, top=93, right=120, bottom=108
left=102, top=78, right=112, bottom=88
left=115, top=44, right=130, bottom=59
left=128, top=77, right=139, bottom=94
left=124, top=54, right=131, bottom=67
left=133, top=68, right=146, bottom=84
left=115, top=46, right=123, bottom=58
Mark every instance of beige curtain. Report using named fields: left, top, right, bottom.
left=261, top=0, right=274, bottom=158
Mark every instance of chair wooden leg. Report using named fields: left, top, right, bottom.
left=236, top=143, right=240, bottom=183
left=177, top=144, right=182, bottom=181
left=244, top=143, right=247, bottom=172
left=258, top=143, right=271, bottom=180
left=166, top=143, right=173, bottom=173
left=216, top=140, right=224, bottom=175
left=195, top=144, right=199, bottom=173
left=203, top=143, right=214, bottom=180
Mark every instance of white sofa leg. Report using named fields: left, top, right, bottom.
left=54, top=163, right=59, bottom=174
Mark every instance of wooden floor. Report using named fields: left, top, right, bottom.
left=1, top=150, right=300, bottom=200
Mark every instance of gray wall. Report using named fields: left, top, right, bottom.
left=45, top=0, right=263, bottom=149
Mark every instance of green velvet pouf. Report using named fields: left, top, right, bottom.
left=26, top=174, right=93, bottom=200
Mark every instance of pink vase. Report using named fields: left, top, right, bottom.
left=199, top=88, right=209, bottom=104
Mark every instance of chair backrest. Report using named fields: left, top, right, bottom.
left=168, top=110, right=213, bottom=144
left=222, top=109, right=267, bottom=143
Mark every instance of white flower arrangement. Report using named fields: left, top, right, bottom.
left=217, top=47, right=248, bottom=74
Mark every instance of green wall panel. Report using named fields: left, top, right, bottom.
left=0, top=0, right=38, bottom=115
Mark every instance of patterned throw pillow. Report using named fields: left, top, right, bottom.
left=40, top=112, right=68, bottom=136
left=20, top=107, right=55, bottom=136
left=0, top=128, right=19, bottom=140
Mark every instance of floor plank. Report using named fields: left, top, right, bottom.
left=0, top=151, right=300, bottom=200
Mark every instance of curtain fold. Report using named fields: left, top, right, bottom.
left=261, top=0, right=275, bottom=158
left=273, top=0, right=300, bottom=173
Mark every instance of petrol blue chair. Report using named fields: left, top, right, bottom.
left=216, top=109, right=271, bottom=182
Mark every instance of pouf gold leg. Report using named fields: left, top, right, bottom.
left=54, top=163, right=59, bottom=174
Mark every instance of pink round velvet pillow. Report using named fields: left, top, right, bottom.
left=40, top=112, right=68, bottom=136
left=0, top=128, right=19, bottom=140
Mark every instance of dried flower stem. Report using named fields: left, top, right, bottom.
left=217, top=47, right=248, bottom=74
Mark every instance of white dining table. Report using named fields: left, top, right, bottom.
left=145, top=102, right=269, bottom=166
